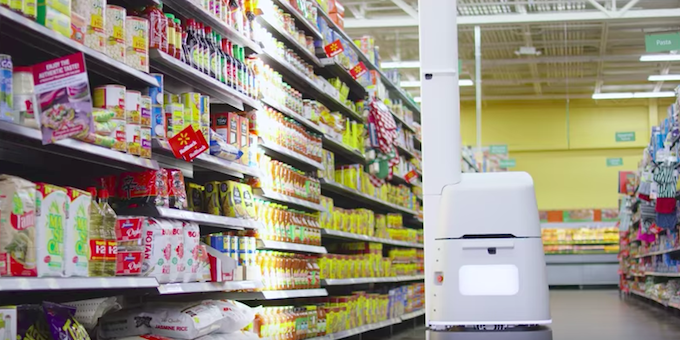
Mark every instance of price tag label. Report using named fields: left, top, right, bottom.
left=324, top=39, right=344, bottom=58
left=167, top=125, right=209, bottom=161
left=349, top=62, right=368, bottom=79
left=132, top=36, right=146, bottom=52
left=403, top=170, right=418, bottom=184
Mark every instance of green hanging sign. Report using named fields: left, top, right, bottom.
left=615, top=132, right=635, bottom=142
left=645, top=32, right=680, bottom=52
left=499, top=159, right=516, bottom=168
left=489, top=145, right=508, bottom=155
left=607, top=158, right=623, bottom=167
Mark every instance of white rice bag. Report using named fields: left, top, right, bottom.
left=147, top=302, right=224, bottom=340
left=211, top=300, right=257, bottom=334
left=196, top=331, right=259, bottom=340
left=142, top=219, right=172, bottom=283
left=169, top=220, right=185, bottom=282
left=183, top=222, right=200, bottom=283
left=98, top=308, right=153, bottom=339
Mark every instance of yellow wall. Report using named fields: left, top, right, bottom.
left=460, top=98, right=673, bottom=210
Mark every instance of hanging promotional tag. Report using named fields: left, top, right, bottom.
left=167, top=125, right=209, bottom=161
left=349, top=62, right=368, bottom=79
left=324, top=39, right=344, bottom=58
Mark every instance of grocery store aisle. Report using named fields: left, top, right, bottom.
left=384, top=290, right=680, bottom=340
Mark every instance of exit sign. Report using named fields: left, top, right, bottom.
left=645, top=32, right=680, bottom=52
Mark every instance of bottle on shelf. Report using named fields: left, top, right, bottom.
left=165, top=13, right=176, bottom=57
left=205, top=26, right=218, bottom=79
left=222, top=38, right=235, bottom=89
left=99, top=188, right=117, bottom=277
left=233, top=42, right=245, bottom=93
left=197, top=22, right=211, bottom=75
left=174, top=18, right=183, bottom=60
left=185, top=19, right=200, bottom=70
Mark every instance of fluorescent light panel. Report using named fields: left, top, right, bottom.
left=400, top=79, right=473, bottom=87
left=640, top=54, right=680, bottom=62
left=648, top=74, right=680, bottom=81
left=592, top=91, right=675, bottom=99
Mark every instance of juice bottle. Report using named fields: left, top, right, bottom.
left=164, top=14, right=176, bottom=57
left=174, top=18, right=183, bottom=60
left=99, top=189, right=117, bottom=277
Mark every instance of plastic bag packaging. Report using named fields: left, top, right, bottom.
left=98, top=308, right=153, bottom=339
left=42, top=301, right=91, bottom=340
left=141, top=219, right=172, bottom=283
left=209, top=130, right=242, bottom=161
left=169, top=220, right=185, bottom=282
left=183, top=222, right=200, bottom=283
left=196, top=331, right=260, bottom=340
left=166, top=169, right=187, bottom=210
left=145, top=302, right=224, bottom=340
left=64, top=297, right=121, bottom=331
left=211, top=300, right=257, bottom=334
left=17, top=304, right=49, bottom=340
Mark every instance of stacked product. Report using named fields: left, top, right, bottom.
left=321, top=242, right=422, bottom=279
left=254, top=155, right=321, bottom=203
left=542, top=227, right=620, bottom=254
left=258, top=105, right=323, bottom=162
left=255, top=251, right=320, bottom=290
left=254, top=200, right=322, bottom=245
left=334, top=164, right=419, bottom=211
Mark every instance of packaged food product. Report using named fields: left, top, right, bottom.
left=146, top=302, right=224, bottom=340
left=42, top=301, right=91, bottom=340
left=151, top=106, right=165, bottom=138
left=211, top=112, right=228, bottom=141
left=105, top=5, right=125, bottom=62
left=70, top=11, right=86, bottom=44
left=180, top=92, right=200, bottom=127
left=166, top=169, right=187, bottom=210
left=94, top=85, right=126, bottom=120
left=125, top=90, right=141, bottom=124
left=117, top=170, right=168, bottom=208
left=0, top=306, right=17, bottom=340
left=204, top=181, right=221, bottom=215
left=209, top=129, right=242, bottom=161
left=111, top=118, right=127, bottom=152
left=38, top=0, right=70, bottom=17
left=240, top=184, right=255, bottom=219
left=165, top=103, right=184, bottom=138
left=126, top=123, right=141, bottom=155
left=220, top=181, right=246, bottom=218
left=187, top=183, right=204, bottom=213
left=140, top=127, right=151, bottom=159
left=37, top=4, right=71, bottom=37
left=64, top=187, right=90, bottom=277
left=23, top=1, right=37, bottom=19
left=125, top=16, right=149, bottom=73
left=73, top=0, right=105, bottom=52
left=183, top=222, right=199, bottom=282
left=0, top=54, right=13, bottom=123
left=97, top=308, right=152, bottom=339
left=146, top=74, right=164, bottom=106
left=169, top=220, right=184, bottom=282
left=141, top=218, right=171, bottom=283
left=0, top=175, right=37, bottom=277
left=211, top=300, right=256, bottom=334
left=141, top=95, right=151, bottom=127
left=35, top=183, right=67, bottom=277
left=239, top=116, right=249, bottom=165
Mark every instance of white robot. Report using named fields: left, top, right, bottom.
left=419, top=0, right=552, bottom=339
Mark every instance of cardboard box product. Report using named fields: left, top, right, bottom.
left=328, top=0, right=344, bottom=15
left=35, top=183, right=68, bottom=277
left=220, top=181, right=247, bottom=218
left=146, top=74, right=164, bottom=106
left=228, top=113, right=240, bottom=148
left=125, top=90, right=141, bottom=124
left=64, top=187, right=90, bottom=277
left=181, top=92, right=201, bottom=126
left=70, top=12, right=86, bottom=44
left=212, top=112, right=229, bottom=141
left=165, top=103, right=184, bottom=139
left=0, top=175, right=37, bottom=277
left=140, top=95, right=152, bottom=127
left=204, top=181, right=222, bottom=215
left=140, top=127, right=151, bottom=158
left=38, top=8, right=71, bottom=38
left=330, top=13, right=344, bottom=29
left=239, top=116, right=249, bottom=165
left=249, top=132, right=258, bottom=168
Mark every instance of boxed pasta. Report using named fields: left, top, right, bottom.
left=0, top=175, right=37, bottom=277
left=105, top=5, right=125, bottom=62
left=38, top=6, right=71, bottom=38
left=35, top=183, right=68, bottom=277
left=140, top=127, right=151, bottom=159
left=125, top=16, right=149, bottom=73
left=125, top=90, right=141, bottom=124
left=64, top=187, right=90, bottom=277
left=94, top=85, right=126, bottom=120
left=140, top=95, right=151, bottom=127
left=73, top=0, right=105, bottom=52
left=126, top=123, right=140, bottom=155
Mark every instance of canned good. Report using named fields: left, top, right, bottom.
left=94, top=85, right=126, bottom=119
left=140, top=95, right=151, bottom=127
left=125, top=90, right=141, bottom=124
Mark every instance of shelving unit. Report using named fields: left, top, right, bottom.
left=321, top=228, right=423, bottom=248
left=321, top=275, right=424, bottom=286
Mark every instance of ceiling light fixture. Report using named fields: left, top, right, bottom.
left=648, top=75, right=680, bottom=81
left=592, top=91, right=676, bottom=99
left=381, top=61, right=421, bottom=69
left=640, top=54, right=680, bottom=62
left=400, top=79, right=474, bottom=87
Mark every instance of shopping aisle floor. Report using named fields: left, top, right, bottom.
left=387, top=290, right=680, bottom=340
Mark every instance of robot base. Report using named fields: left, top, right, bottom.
left=426, top=326, right=552, bottom=340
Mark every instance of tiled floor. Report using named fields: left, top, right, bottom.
left=385, top=290, right=680, bottom=340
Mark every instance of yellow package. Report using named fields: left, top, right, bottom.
left=221, top=181, right=247, bottom=218
left=187, top=183, right=204, bottom=212
left=204, top=181, right=221, bottom=215
left=181, top=92, right=201, bottom=125
left=240, top=183, right=255, bottom=219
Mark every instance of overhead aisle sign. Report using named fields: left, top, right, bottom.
left=645, top=32, right=680, bottom=52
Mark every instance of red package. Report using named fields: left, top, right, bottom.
left=166, top=169, right=187, bottom=210
left=118, top=170, right=168, bottom=207
left=97, top=175, right=118, bottom=198
left=116, top=251, right=142, bottom=275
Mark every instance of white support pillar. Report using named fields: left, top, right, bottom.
left=475, top=26, right=482, bottom=153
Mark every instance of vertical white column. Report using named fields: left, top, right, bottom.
left=420, top=0, right=459, bottom=324
left=475, top=25, right=482, bottom=153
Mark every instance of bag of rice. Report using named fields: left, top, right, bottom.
left=211, top=300, right=257, bottom=335
left=183, top=222, right=200, bottom=283
left=169, top=220, right=184, bottom=282
left=146, top=302, right=223, bottom=340
left=98, top=308, right=152, bottom=340
left=141, top=218, right=172, bottom=283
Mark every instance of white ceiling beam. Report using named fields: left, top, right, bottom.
left=390, top=0, right=418, bottom=19
left=460, top=94, right=594, bottom=101
left=344, top=8, right=680, bottom=28
left=618, top=0, right=639, bottom=15
left=586, top=0, right=611, bottom=15
left=521, top=25, right=542, bottom=95
left=594, top=23, right=609, bottom=93
left=653, top=62, right=671, bottom=92
left=347, top=5, right=365, bottom=19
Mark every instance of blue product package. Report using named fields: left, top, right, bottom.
left=146, top=73, right=164, bottom=106
left=0, top=54, right=13, bottom=122
left=151, top=106, right=165, bottom=138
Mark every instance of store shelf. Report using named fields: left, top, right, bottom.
left=223, top=288, right=329, bottom=300
left=158, top=280, right=261, bottom=294
left=545, top=253, right=618, bottom=264
left=162, top=0, right=262, bottom=54
left=630, top=290, right=680, bottom=310
left=0, top=277, right=159, bottom=291
left=321, top=275, right=424, bottom=286
left=400, top=309, right=425, bottom=321
left=261, top=98, right=324, bottom=134
left=195, top=153, right=264, bottom=178
left=635, top=247, right=680, bottom=258
left=313, top=3, right=419, bottom=116
left=0, top=7, right=159, bottom=88
left=318, top=57, right=368, bottom=100
left=259, top=49, right=364, bottom=122
left=543, top=241, right=619, bottom=245
left=321, top=228, right=424, bottom=248
left=150, top=49, right=260, bottom=110
left=391, top=111, right=416, bottom=132
left=116, top=206, right=263, bottom=230
left=260, top=138, right=325, bottom=170
left=0, top=121, right=159, bottom=171
left=322, top=135, right=366, bottom=164
left=540, top=221, right=619, bottom=228
left=271, top=0, right=323, bottom=40
left=258, top=14, right=323, bottom=68
left=320, top=179, right=418, bottom=215
left=309, top=318, right=402, bottom=340
left=257, top=239, right=328, bottom=254
left=255, top=188, right=327, bottom=212
left=645, top=272, right=680, bottom=277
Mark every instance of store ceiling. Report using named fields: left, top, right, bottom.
left=343, top=0, right=680, bottom=101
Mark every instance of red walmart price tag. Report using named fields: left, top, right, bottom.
left=324, top=39, right=344, bottom=58
left=167, top=125, right=209, bottom=161
left=349, top=62, right=368, bottom=80
left=403, top=170, right=418, bottom=184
